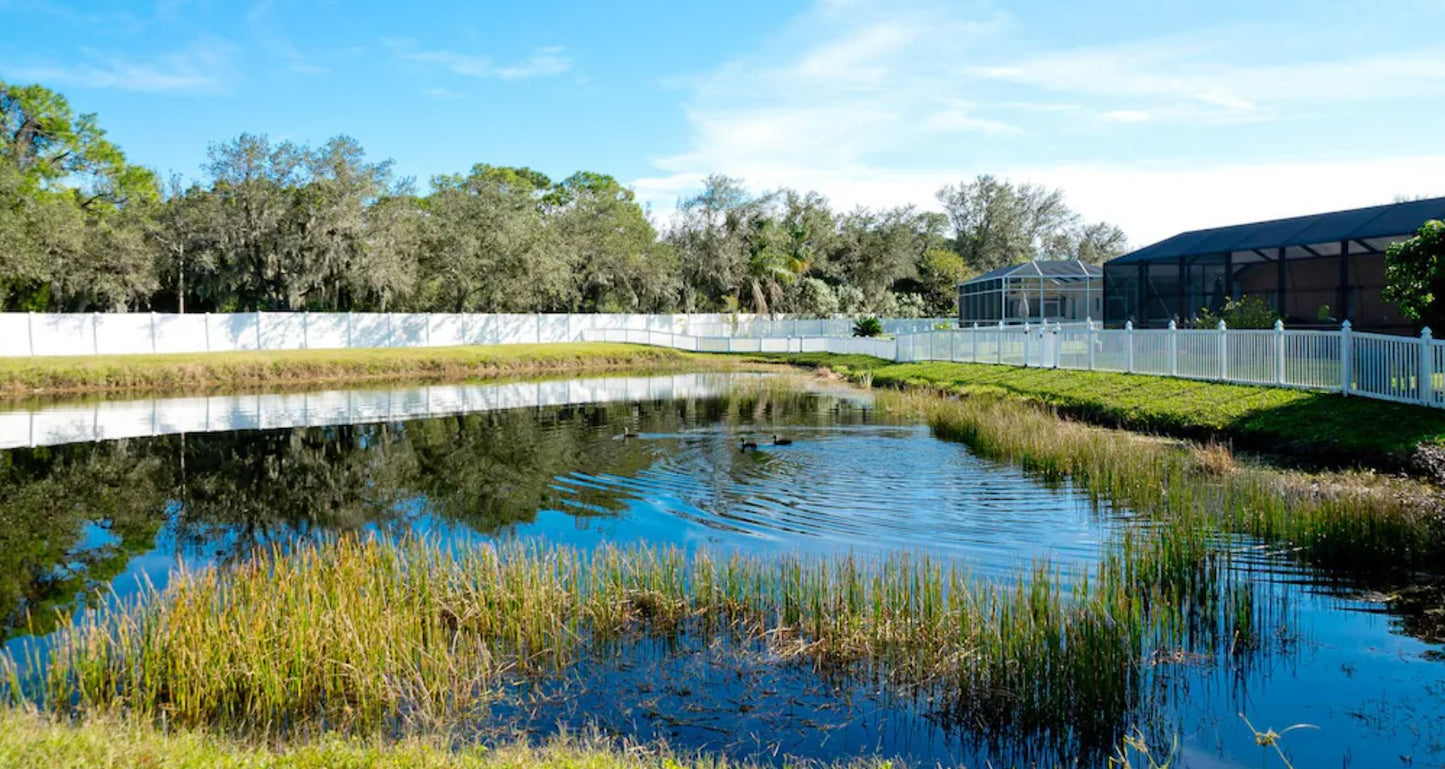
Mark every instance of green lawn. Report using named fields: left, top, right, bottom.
left=0, top=706, right=825, bottom=769
left=752, top=353, right=1445, bottom=465
left=0, top=343, right=720, bottom=396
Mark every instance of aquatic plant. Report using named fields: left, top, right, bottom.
left=3, top=530, right=1258, bottom=757
left=878, top=389, right=1443, bottom=576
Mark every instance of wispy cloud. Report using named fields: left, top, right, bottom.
left=247, top=0, right=327, bottom=76
left=3, top=37, right=237, bottom=93
left=631, top=0, right=1445, bottom=244
left=973, top=42, right=1445, bottom=122
left=388, top=40, right=571, bottom=81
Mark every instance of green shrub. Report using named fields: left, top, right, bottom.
left=1195, top=295, right=1278, bottom=329
left=852, top=317, right=884, bottom=337
left=1383, top=219, right=1445, bottom=331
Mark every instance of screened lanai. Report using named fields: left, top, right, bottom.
left=1102, top=196, right=1445, bottom=332
left=957, top=260, right=1103, bottom=325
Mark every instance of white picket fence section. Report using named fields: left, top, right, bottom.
left=589, top=319, right=1445, bottom=410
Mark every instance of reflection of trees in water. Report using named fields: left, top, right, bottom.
left=0, top=388, right=872, bottom=639
left=0, top=441, right=171, bottom=638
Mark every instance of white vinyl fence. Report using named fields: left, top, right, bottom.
left=0, top=312, right=896, bottom=358
left=3, top=309, right=1438, bottom=409
left=589, top=319, right=1445, bottom=410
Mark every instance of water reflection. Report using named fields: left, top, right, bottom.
left=0, top=375, right=1442, bottom=768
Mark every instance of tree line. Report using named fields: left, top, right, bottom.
left=0, top=80, right=1129, bottom=316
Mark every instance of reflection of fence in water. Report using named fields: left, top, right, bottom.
left=0, top=373, right=750, bottom=450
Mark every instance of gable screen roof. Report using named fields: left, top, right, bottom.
left=964, top=259, right=1102, bottom=284
left=1109, top=196, right=1445, bottom=265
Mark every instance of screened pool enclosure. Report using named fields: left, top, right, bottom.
left=1102, top=196, right=1445, bottom=332
left=957, top=260, right=1103, bottom=326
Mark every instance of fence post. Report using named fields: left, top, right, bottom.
left=1022, top=322, right=1031, bottom=367
left=1086, top=318, right=1095, bottom=371
left=302, top=311, right=309, bottom=350
left=1168, top=320, right=1178, bottom=376
left=204, top=312, right=211, bottom=352
left=972, top=323, right=979, bottom=363
left=1126, top=321, right=1134, bottom=373
left=1217, top=320, right=1229, bottom=381
left=997, top=321, right=1004, bottom=365
left=1049, top=322, right=1060, bottom=368
left=346, top=311, right=354, bottom=348
left=1274, top=320, right=1286, bottom=385
left=1420, top=326, right=1434, bottom=405
left=256, top=311, right=264, bottom=350
left=149, top=311, right=158, bottom=353
left=26, top=311, right=34, bottom=357
left=1340, top=320, right=1353, bottom=395
left=93, top=312, right=101, bottom=355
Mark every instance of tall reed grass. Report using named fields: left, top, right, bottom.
left=879, top=389, right=1443, bottom=576
left=2, top=531, right=1257, bottom=756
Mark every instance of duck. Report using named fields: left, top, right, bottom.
left=770, top=434, right=793, bottom=446
left=739, top=437, right=759, bottom=451
left=618, top=429, right=640, bottom=440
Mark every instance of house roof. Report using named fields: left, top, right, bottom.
left=961, top=259, right=1102, bottom=285
left=1109, top=196, right=1445, bottom=266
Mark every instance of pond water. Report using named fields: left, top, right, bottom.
left=1, top=372, right=1442, bottom=767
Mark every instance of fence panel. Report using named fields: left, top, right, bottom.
left=1056, top=327, right=1091, bottom=370
left=1176, top=330, right=1221, bottom=379
left=154, top=313, right=210, bottom=354
left=1226, top=330, right=1278, bottom=385
left=1351, top=332, right=1419, bottom=403
left=1283, top=331, right=1341, bottom=390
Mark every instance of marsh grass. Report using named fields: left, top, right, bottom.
left=878, top=389, right=1444, bottom=575
left=3, top=530, right=1258, bottom=755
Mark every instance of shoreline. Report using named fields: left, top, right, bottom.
left=751, top=352, right=1445, bottom=480
left=0, top=343, right=750, bottom=399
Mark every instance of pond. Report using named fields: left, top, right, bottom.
left=1, top=372, right=1442, bottom=768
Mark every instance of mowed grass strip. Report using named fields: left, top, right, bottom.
left=755, top=353, right=1445, bottom=464
left=0, top=705, right=811, bottom=769
left=0, top=343, right=712, bottom=396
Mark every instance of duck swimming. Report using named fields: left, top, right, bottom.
left=771, top=434, right=793, bottom=446
left=739, top=437, right=759, bottom=451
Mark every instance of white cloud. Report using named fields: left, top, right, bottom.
left=972, top=41, right=1445, bottom=121
left=630, top=0, right=1445, bottom=247
left=4, top=38, right=237, bottom=93
left=635, top=156, right=1445, bottom=247
left=388, top=40, right=571, bottom=81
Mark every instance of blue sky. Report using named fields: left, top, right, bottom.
left=4, top=0, right=1444, bottom=245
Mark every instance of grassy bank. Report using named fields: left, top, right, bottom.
left=0, top=706, right=794, bottom=769
left=756, top=354, right=1445, bottom=468
left=0, top=344, right=719, bottom=397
